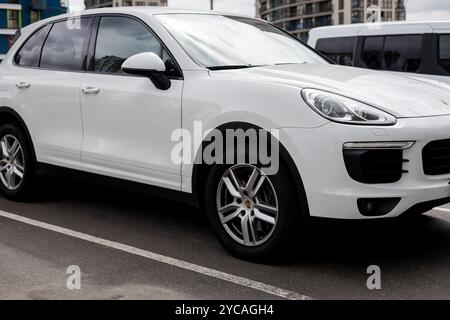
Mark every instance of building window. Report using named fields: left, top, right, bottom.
left=339, top=0, right=344, bottom=10
left=7, top=10, right=20, bottom=29
left=351, top=10, right=363, bottom=23
left=30, top=10, right=40, bottom=24
left=339, top=12, right=344, bottom=24
left=8, top=35, right=14, bottom=48
left=382, top=0, right=392, bottom=9
left=382, top=11, right=392, bottom=21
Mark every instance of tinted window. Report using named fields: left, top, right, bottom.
left=40, top=18, right=91, bottom=71
left=316, top=37, right=356, bottom=66
left=14, top=25, right=50, bottom=67
left=362, top=37, right=383, bottom=70
left=383, top=35, right=422, bottom=72
left=94, top=17, right=163, bottom=73
left=439, top=35, right=450, bottom=73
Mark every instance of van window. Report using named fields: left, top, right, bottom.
left=439, top=35, right=450, bottom=73
left=362, top=37, right=383, bottom=70
left=40, top=18, right=91, bottom=71
left=316, top=37, right=356, bottom=66
left=14, top=25, right=50, bottom=67
left=383, top=35, right=422, bottom=72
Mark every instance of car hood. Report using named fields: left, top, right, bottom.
left=210, top=64, right=450, bottom=118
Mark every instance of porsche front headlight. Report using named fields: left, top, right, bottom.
left=301, top=88, right=397, bottom=126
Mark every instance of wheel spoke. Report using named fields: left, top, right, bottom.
left=255, top=202, right=277, bottom=214
left=5, top=170, right=13, bottom=188
left=248, top=217, right=257, bottom=243
left=9, top=140, right=19, bottom=158
left=13, top=166, right=23, bottom=179
left=251, top=176, right=265, bottom=197
left=245, top=167, right=259, bottom=194
left=218, top=202, right=239, bottom=214
left=220, top=208, right=240, bottom=224
left=14, top=161, right=24, bottom=172
left=0, top=139, right=9, bottom=157
left=223, top=169, right=243, bottom=198
left=254, top=208, right=276, bottom=225
left=240, top=215, right=251, bottom=245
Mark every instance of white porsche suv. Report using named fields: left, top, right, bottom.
left=2, top=8, right=450, bottom=261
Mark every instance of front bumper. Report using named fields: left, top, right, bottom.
left=281, top=115, right=450, bottom=219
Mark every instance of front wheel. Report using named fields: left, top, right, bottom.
left=205, top=162, right=304, bottom=262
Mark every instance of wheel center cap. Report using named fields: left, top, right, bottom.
left=244, top=199, right=253, bottom=209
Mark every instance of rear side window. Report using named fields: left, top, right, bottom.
left=362, top=36, right=383, bottom=70
left=14, top=25, right=50, bottom=67
left=94, top=16, right=163, bottom=73
left=316, top=37, right=356, bottom=66
left=439, top=35, right=450, bottom=73
left=383, top=35, right=422, bottom=72
left=40, top=18, right=91, bottom=71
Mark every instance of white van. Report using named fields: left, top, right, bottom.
left=308, top=21, right=450, bottom=85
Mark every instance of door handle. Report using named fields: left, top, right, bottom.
left=82, top=87, right=100, bottom=95
left=16, top=82, right=31, bottom=89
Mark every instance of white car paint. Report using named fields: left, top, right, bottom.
left=1, top=8, right=450, bottom=221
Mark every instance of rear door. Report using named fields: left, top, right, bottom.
left=11, top=18, right=92, bottom=170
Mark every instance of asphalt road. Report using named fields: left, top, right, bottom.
left=0, top=176, right=449, bottom=300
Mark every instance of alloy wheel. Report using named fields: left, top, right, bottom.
left=0, top=134, right=25, bottom=190
left=216, top=164, right=279, bottom=246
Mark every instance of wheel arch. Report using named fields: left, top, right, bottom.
left=0, top=106, right=37, bottom=163
left=191, top=121, right=310, bottom=221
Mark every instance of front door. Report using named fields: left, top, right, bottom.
left=80, top=16, right=183, bottom=191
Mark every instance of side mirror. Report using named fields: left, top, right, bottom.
left=121, top=52, right=171, bottom=90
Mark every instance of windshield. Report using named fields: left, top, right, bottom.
left=155, top=14, right=327, bottom=69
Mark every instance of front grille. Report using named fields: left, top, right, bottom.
left=423, top=139, right=450, bottom=175
left=343, top=149, right=408, bottom=184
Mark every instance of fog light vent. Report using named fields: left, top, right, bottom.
left=357, top=198, right=401, bottom=217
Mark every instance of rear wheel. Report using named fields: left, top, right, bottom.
left=205, top=161, right=305, bottom=262
left=0, top=123, right=36, bottom=201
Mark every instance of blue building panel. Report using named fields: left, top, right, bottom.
left=0, top=0, right=67, bottom=56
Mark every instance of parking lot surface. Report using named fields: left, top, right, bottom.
left=0, top=177, right=449, bottom=300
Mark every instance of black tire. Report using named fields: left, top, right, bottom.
left=0, top=122, right=36, bottom=201
left=205, top=159, right=306, bottom=262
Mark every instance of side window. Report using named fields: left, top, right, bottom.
left=40, top=18, right=91, bottom=71
left=316, top=37, right=356, bottom=66
left=94, top=16, right=165, bottom=74
left=362, top=36, right=383, bottom=70
left=439, top=35, right=450, bottom=73
left=383, top=35, right=423, bottom=73
left=14, top=25, right=50, bottom=67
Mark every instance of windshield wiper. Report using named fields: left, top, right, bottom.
left=274, top=62, right=308, bottom=66
left=207, top=64, right=263, bottom=71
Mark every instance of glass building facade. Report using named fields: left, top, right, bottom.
left=256, top=0, right=406, bottom=40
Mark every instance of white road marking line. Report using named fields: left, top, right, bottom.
left=0, top=210, right=311, bottom=301
left=433, top=207, right=450, bottom=214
